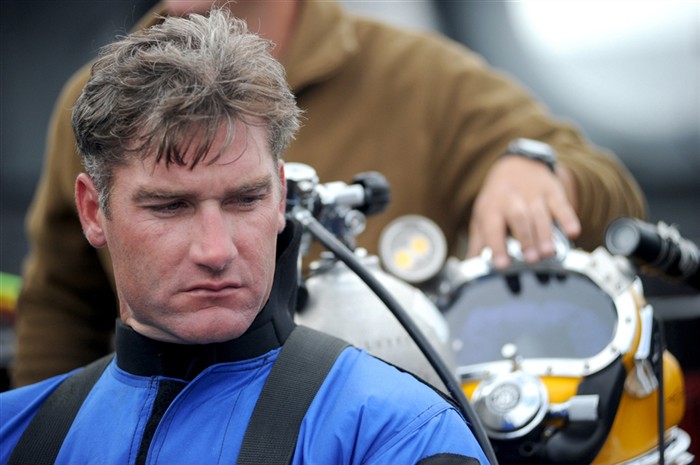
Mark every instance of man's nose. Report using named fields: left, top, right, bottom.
left=190, top=208, right=237, bottom=272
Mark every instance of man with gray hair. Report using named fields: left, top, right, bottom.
left=0, top=10, right=490, bottom=465
left=13, top=0, right=646, bottom=388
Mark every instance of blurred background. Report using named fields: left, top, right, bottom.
left=1, top=0, right=698, bottom=426
left=3, top=1, right=698, bottom=283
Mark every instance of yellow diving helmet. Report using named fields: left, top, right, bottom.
left=443, top=228, right=693, bottom=465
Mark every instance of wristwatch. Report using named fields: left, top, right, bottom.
left=503, top=138, right=557, bottom=172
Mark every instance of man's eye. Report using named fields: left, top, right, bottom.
left=150, top=201, right=186, bottom=213
left=228, top=194, right=266, bottom=208
left=241, top=195, right=262, bottom=205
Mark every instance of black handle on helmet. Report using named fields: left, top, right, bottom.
left=605, top=217, right=700, bottom=291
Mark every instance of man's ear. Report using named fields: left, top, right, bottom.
left=75, top=173, right=107, bottom=248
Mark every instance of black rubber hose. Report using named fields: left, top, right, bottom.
left=292, top=209, right=499, bottom=465
left=654, top=318, right=666, bottom=465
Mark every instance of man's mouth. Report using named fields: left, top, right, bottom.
left=184, top=282, right=242, bottom=293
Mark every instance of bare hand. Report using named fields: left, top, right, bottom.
left=467, top=155, right=581, bottom=269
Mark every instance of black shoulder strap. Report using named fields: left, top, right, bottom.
left=8, top=353, right=114, bottom=465
left=236, top=325, right=349, bottom=465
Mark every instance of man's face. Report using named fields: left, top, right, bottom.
left=76, top=121, right=287, bottom=344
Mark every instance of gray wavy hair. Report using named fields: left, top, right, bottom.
left=72, top=8, right=301, bottom=213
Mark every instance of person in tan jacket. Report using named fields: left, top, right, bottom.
left=12, top=0, right=646, bottom=387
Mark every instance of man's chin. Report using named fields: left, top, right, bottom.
left=126, top=308, right=257, bottom=344
left=174, top=315, right=254, bottom=344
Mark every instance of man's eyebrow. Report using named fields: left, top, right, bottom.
left=132, top=176, right=275, bottom=202
left=132, top=189, right=185, bottom=202
left=235, top=176, right=276, bottom=193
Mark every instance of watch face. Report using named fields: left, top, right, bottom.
left=516, top=138, right=555, bottom=156
left=508, top=138, right=557, bottom=171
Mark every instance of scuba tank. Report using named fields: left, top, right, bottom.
left=284, top=162, right=454, bottom=387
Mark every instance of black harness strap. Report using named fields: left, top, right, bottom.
left=8, top=353, right=114, bottom=465
left=236, top=326, right=349, bottom=465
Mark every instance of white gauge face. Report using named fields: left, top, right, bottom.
left=378, top=215, right=447, bottom=284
